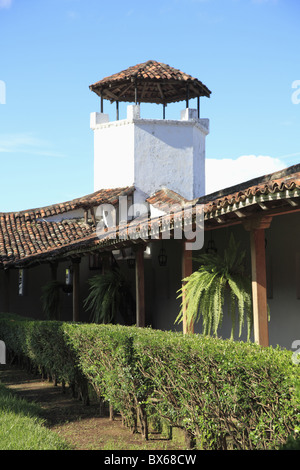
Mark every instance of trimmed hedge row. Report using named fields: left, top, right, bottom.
left=0, top=314, right=299, bottom=450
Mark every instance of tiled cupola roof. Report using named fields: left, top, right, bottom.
left=89, top=60, right=211, bottom=104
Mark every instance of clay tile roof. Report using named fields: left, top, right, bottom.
left=10, top=186, right=134, bottom=220
left=147, top=188, right=189, bottom=212
left=0, top=186, right=134, bottom=267
left=89, top=60, right=211, bottom=104
left=1, top=165, right=300, bottom=268
left=202, top=165, right=300, bottom=215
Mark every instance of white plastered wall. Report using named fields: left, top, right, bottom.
left=91, top=105, right=209, bottom=205
left=91, top=111, right=135, bottom=191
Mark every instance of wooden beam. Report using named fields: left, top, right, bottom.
left=250, top=229, right=269, bottom=347
left=157, top=83, right=165, bottom=101
left=235, top=210, right=247, bottom=218
left=190, top=83, right=201, bottom=96
left=139, top=82, right=147, bottom=100
left=286, top=198, right=299, bottom=207
left=90, top=206, right=96, bottom=226
left=135, top=245, right=145, bottom=327
left=182, top=240, right=194, bottom=334
left=72, top=259, right=80, bottom=322
left=116, top=82, right=133, bottom=100
left=258, top=202, right=269, bottom=211
left=103, top=89, right=120, bottom=102
left=243, top=214, right=272, bottom=232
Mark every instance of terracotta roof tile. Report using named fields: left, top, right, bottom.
left=203, top=170, right=300, bottom=214
left=147, top=187, right=189, bottom=209
left=0, top=186, right=134, bottom=267
left=90, top=60, right=211, bottom=104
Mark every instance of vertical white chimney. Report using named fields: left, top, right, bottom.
left=90, top=104, right=209, bottom=201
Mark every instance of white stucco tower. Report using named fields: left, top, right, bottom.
left=89, top=61, right=211, bottom=202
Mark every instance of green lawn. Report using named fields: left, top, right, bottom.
left=0, top=383, right=71, bottom=450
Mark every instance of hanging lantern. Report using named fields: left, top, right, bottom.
left=89, top=252, right=102, bottom=270
left=127, top=250, right=135, bottom=269
left=206, top=233, right=217, bottom=254
left=62, top=267, right=73, bottom=294
left=158, top=248, right=168, bottom=267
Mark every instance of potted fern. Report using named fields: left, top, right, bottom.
left=84, top=269, right=135, bottom=325
left=176, top=234, right=253, bottom=340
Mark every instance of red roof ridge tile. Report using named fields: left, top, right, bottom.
left=0, top=186, right=134, bottom=220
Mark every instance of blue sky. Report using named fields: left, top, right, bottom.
left=0, top=0, right=299, bottom=211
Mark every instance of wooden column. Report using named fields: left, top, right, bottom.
left=244, top=215, right=272, bottom=347
left=50, top=262, right=58, bottom=281
left=135, top=245, right=145, bottom=327
left=72, top=259, right=81, bottom=322
left=182, top=240, right=194, bottom=334
left=3, top=269, right=10, bottom=313
left=250, top=229, right=269, bottom=347
left=102, top=253, right=111, bottom=274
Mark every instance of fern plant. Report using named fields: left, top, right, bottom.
left=84, top=269, right=135, bottom=325
left=176, top=234, right=253, bottom=340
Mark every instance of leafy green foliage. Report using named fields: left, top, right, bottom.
left=0, top=383, right=70, bottom=450
left=176, top=234, right=253, bottom=339
left=84, top=269, right=135, bottom=324
left=64, top=323, right=144, bottom=431
left=136, top=331, right=299, bottom=449
left=0, top=314, right=298, bottom=450
left=0, top=316, right=77, bottom=389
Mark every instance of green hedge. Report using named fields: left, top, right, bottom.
left=0, top=314, right=299, bottom=450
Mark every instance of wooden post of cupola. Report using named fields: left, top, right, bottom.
left=135, top=244, right=145, bottom=328
left=182, top=239, right=194, bottom=334
left=244, top=215, right=272, bottom=347
left=72, top=258, right=81, bottom=322
left=186, top=83, right=189, bottom=109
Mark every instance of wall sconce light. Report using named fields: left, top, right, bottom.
left=18, top=269, right=27, bottom=296
left=158, top=248, right=168, bottom=267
